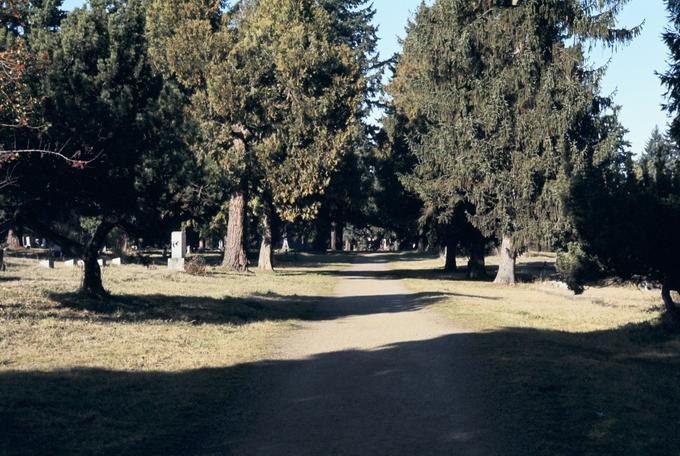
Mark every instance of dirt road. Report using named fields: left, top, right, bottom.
left=224, top=255, right=502, bottom=455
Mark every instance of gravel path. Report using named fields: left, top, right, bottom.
left=226, top=255, right=501, bottom=456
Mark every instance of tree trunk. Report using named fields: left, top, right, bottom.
left=467, top=231, right=487, bottom=279
left=6, top=228, right=21, bottom=249
left=257, top=209, right=274, bottom=271
left=330, top=222, right=338, bottom=251
left=121, top=234, right=129, bottom=255
left=418, top=228, right=426, bottom=253
left=662, top=281, right=680, bottom=323
left=81, top=221, right=114, bottom=298
left=494, top=235, right=516, bottom=285
left=312, top=226, right=329, bottom=251
left=223, top=191, right=249, bottom=272
left=444, top=236, right=458, bottom=272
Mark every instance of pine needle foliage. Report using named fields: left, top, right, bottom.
left=389, top=0, right=636, bottom=265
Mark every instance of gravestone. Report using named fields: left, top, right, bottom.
left=168, top=231, right=186, bottom=271
left=111, top=258, right=122, bottom=266
left=98, top=258, right=107, bottom=267
left=23, top=236, right=32, bottom=248
left=64, top=259, right=76, bottom=268
left=39, top=259, right=54, bottom=269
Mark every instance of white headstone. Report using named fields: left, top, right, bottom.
left=171, top=231, right=186, bottom=259
left=111, top=257, right=122, bottom=266
left=77, top=260, right=85, bottom=268
left=23, top=236, right=32, bottom=248
left=98, top=258, right=107, bottom=267
left=218, top=239, right=224, bottom=251
left=168, top=258, right=185, bottom=271
left=64, top=259, right=76, bottom=268
left=39, top=259, right=54, bottom=269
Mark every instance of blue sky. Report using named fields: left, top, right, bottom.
left=63, top=0, right=670, bottom=154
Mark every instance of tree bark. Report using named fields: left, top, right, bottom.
left=6, top=228, right=21, bottom=249
left=467, top=231, right=487, bottom=279
left=344, top=239, right=351, bottom=252
left=662, top=281, right=680, bottom=323
left=122, top=234, right=129, bottom=255
left=257, top=208, right=274, bottom=271
left=444, top=235, right=458, bottom=272
left=330, top=222, right=338, bottom=251
left=416, top=227, right=426, bottom=253
left=81, top=221, right=115, bottom=298
left=312, top=222, right=329, bottom=252
left=494, top=235, right=516, bottom=285
left=223, top=191, right=249, bottom=272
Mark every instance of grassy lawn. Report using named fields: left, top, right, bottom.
left=396, top=253, right=680, bottom=456
left=0, top=252, right=345, bottom=455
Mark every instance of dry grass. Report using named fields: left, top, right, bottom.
left=395, top=253, right=680, bottom=455
left=0, top=252, right=343, bottom=455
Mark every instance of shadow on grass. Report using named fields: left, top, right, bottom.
left=1, top=323, right=679, bottom=455
left=299, top=259, right=557, bottom=283
left=0, top=276, right=20, bottom=282
left=48, top=290, right=469, bottom=325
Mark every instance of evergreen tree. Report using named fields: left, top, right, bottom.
left=638, top=126, right=680, bottom=196
left=147, top=0, right=364, bottom=271
left=286, top=0, right=381, bottom=253
left=565, top=1, right=680, bottom=321
left=389, top=0, right=636, bottom=284
left=11, top=0, right=197, bottom=297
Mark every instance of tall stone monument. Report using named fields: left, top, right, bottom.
left=168, top=231, right=186, bottom=271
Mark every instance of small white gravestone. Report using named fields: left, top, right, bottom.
left=39, top=259, right=54, bottom=269
left=168, top=231, right=186, bottom=271
left=98, top=258, right=107, bottom=267
left=77, top=260, right=85, bottom=268
left=111, top=257, right=122, bottom=266
left=64, top=259, right=76, bottom=268
left=218, top=239, right=225, bottom=251
left=23, top=236, right=32, bottom=248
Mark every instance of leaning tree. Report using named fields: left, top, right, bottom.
left=389, top=0, right=637, bottom=284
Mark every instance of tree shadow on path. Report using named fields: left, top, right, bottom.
left=2, top=323, right=679, bottom=455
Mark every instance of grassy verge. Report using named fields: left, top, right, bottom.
left=396, top=253, right=680, bottom=455
left=0, top=253, right=343, bottom=455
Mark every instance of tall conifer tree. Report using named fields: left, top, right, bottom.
left=147, top=0, right=364, bottom=271
left=390, top=0, right=636, bottom=284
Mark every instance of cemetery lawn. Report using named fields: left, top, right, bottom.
left=0, top=252, right=343, bottom=456
left=392, top=253, right=680, bottom=455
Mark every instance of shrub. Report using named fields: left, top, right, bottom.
left=185, top=256, right=207, bottom=276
